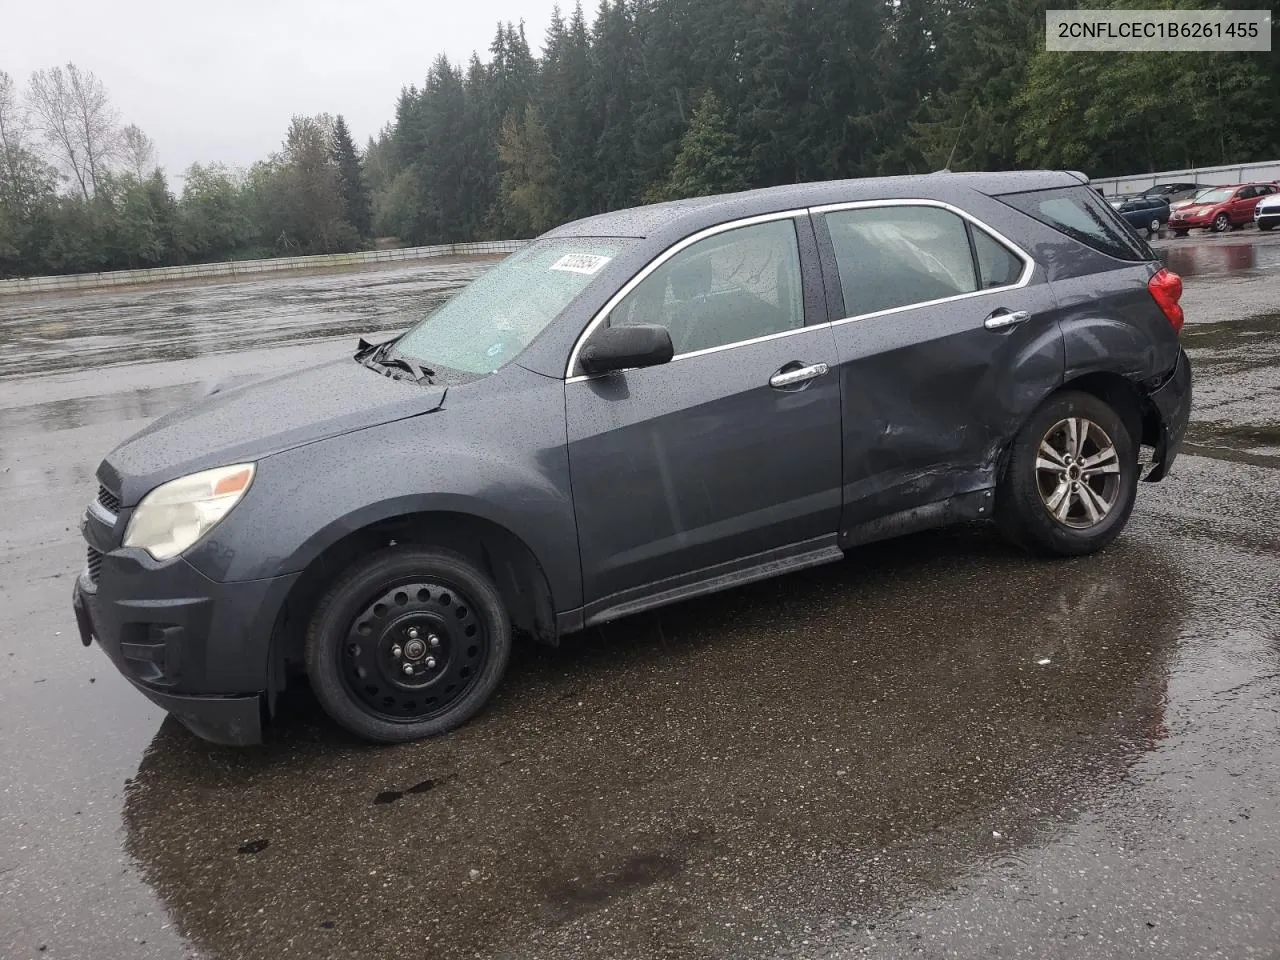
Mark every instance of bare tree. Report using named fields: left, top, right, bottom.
left=0, top=70, right=27, bottom=194
left=27, top=63, right=119, bottom=198
left=121, top=123, right=155, bottom=178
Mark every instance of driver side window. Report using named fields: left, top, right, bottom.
left=607, top=218, right=805, bottom=356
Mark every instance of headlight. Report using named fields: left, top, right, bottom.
left=123, top=463, right=255, bottom=561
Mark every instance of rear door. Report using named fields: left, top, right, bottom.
left=565, top=213, right=843, bottom=615
left=813, top=201, right=1062, bottom=539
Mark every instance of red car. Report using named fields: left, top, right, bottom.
left=1168, top=182, right=1280, bottom=235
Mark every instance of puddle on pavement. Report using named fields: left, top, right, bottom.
left=0, top=258, right=499, bottom=382
left=0, top=382, right=211, bottom=435
left=1161, top=240, right=1280, bottom=277
left=119, top=529, right=1185, bottom=960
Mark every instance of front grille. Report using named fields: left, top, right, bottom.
left=86, top=546, right=103, bottom=583
left=97, top=485, right=121, bottom=514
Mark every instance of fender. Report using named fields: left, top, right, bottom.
left=185, top=392, right=582, bottom=611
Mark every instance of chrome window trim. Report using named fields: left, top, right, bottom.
left=563, top=199, right=1038, bottom=381
left=564, top=208, right=810, bottom=380
left=812, top=199, right=1035, bottom=327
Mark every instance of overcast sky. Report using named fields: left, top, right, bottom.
left=2, top=0, right=558, bottom=178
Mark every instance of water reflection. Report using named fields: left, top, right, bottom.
left=1161, top=239, right=1280, bottom=277
left=0, top=258, right=498, bottom=381
left=122, top=529, right=1184, bottom=960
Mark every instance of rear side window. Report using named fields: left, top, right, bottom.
left=824, top=206, right=977, bottom=317
left=1000, top=187, right=1151, bottom=261
left=972, top=229, right=1023, bottom=288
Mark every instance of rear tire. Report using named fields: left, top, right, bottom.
left=305, top=546, right=512, bottom=742
left=997, top=391, right=1138, bottom=557
left=1147, top=218, right=1160, bottom=237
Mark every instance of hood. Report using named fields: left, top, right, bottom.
left=102, top=357, right=446, bottom=505
left=1257, top=195, right=1280, bottom=211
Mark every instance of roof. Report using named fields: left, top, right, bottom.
left=544, top=170, right=1082, bottom=241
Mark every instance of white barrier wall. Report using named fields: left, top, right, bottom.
left=0, top=239, right=528, bottom=297
left=1091, top=159, right=1280, bottom=197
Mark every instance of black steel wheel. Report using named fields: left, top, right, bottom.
left=305, top=546, right=511, bottom=742
left=996, top=390, right=1138, bottom=557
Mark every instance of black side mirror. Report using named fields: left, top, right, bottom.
left=579, top=324, right=674, bottom=375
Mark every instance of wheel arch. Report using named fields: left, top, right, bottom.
left=269, top=507, right=560, bottom=701
left=997, top=370, right=1160, bottom=483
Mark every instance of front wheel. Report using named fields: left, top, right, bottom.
left=1212, top=212, right=1231, bottom=233
left=1260, top=222, right=1275, bottom=232
left=997, top=391, right=1138, bottom=557
left=1173, top=229, right=1188, bottom=238
left=305, top=546, right=512, bottom=742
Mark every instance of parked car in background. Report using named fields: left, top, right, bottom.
left=1255, top=191, right=1280, bottom=231
left=1140, top=182, right=1206, bottom=206
left=73, top=171, right=1191, bottom=746
left=1114, top=196, right=1170, bottom=237
left=1169, top=183, right=1279, bottom=235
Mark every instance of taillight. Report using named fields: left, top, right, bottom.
left=1147, top=268, right=1184, bottom=334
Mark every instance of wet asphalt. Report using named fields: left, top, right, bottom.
left=1, top=232, right=1279, bottom=960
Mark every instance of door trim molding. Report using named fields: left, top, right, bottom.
left=581, top=534, right=843, bottom=628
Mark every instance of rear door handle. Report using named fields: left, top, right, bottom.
left=769, top=362, right=829, bottom=388
left=984, top=309, right=1031, bottom=330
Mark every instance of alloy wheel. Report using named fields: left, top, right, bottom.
left=1035, top=417, right=1122, bottom=529
left=341, top=579, right=487, bottom=722
left=1213, top=213, right=1230, bottom=232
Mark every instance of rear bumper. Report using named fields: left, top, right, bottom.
left=1143, top=347, right=1192, bottom=483
left=71, top=552, right=298, bottom=745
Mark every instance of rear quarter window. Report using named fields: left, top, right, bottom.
left=999, top=186, right=1152, bottom=262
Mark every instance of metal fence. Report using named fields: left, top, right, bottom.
left=1091, top=159, right=1280, bottom=197
left=0, top=239, right=528, bottom=297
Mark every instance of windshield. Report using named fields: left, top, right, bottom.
left=394, top=237, right=633, bottom=374
left=1193, top=188, right=1235, bottom=204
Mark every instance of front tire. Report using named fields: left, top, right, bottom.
left=1212, top=212, right=1230, bottom=233
left=305, top=546, right=512, bottom=742
left=997, top=391, right=1138, bottom=557
left=1260, top=222, right=1275, bottom=232
left=1173, top=229, right=1188, bottom=238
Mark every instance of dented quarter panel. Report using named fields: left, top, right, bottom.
left=1051, top=265, right=1181, bottom=383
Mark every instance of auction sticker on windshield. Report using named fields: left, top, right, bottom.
left=550, top=253, right=613, bottom=275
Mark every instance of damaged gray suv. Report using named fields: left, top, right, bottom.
left=73, top=171, right=1192, bottom=745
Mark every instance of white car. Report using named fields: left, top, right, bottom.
left=1254, top=191, right=1280, bottom=232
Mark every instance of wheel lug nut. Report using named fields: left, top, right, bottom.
left=391, top=644, right=402, bottom=658
left=408, top=627, right=419, bottom=640
left=428, top=635, right=440, bottom=648
left=425, top=657, right=436, bottom=669
left=402, top=663, right=415, bottom=676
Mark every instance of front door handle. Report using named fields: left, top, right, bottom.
left=769, top=362, right=829, bottom=389
left=984, top=309, right=1031, bottom=330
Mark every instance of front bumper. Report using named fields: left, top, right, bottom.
left=1143, top=347, right=1192, bottom=483
left=71, top=549, right=298, bottom=745
left=1168, top=215, right=1211, bottom=229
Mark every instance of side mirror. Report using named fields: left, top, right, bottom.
left=579, top=324, right=674, bottom=375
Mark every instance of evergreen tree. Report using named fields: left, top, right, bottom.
left=498, top=105, right=560, bottom=236
left=657, top=90, right=749, bottom=200
left=330, top=114, right=372, bottom=237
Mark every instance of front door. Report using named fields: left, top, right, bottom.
left=814, top=202, right=1063, bottom=536
left=565, top=215, right=842, bottom=615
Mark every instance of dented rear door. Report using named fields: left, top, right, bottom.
left=811, top=201, right=1063, bottom=541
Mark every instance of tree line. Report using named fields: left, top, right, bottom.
left=3, top=0, right=1278, bottom=280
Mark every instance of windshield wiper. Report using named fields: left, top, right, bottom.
left=355, top=338, right=436, bottom=384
